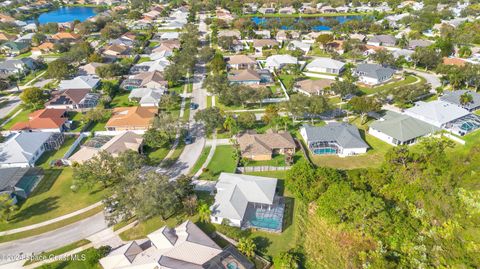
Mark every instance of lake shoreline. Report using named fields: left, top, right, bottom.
left=241, top=12, right=373, bottom=18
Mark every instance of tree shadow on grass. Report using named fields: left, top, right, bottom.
left=29, top=169, right=63, bottom=197
left=11, top=196, right=60, bottom=224
left=252, top=236, right=271, bottom=254
left=282, top=197, right=295, bottom=231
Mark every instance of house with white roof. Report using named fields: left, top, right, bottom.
left=404, top=100, right=480, bottom=135
left=211, top=173, right=284, bottom=232
left=100, top=220, right=254, bottom=269
left=128, top=88, right=164, bottom=107
left=58, top=75, right=100, bottom=91
left=159, top=32, right=179, bottom=40
left=0, top=132, right=64, bottom=168
left=264, top=54, right=298, bottom=71
left=287, top=40, right=311, bottom=54
left=305, top=57, right=345, bottom=75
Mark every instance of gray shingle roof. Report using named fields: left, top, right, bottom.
left=440, top=90, right=480, bottom=111
left=0, top=132, right=52, bottom=165
left=302, top=122, right=369, bottom=149
left=355, top=63, right=395, bottom=80
left=370, top=111, right=439, bottom=142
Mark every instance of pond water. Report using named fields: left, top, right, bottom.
left=251, top=15, right=364, bottom=31
left=31, top=6, right=98, bottom=24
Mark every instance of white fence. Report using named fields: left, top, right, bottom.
left=236, top=166, right=291, bottom=173
left=303, top=72, right=342, bottom=80
left=62, top=133, right=88, bottom=160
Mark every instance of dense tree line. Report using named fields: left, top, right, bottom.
left=287, top=138, right=480, bottom=267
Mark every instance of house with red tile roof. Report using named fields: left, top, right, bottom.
left=11, top=109, right=68, bottom=132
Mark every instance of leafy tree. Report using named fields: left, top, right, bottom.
left=369, top=49, right=395, bottom=66
left=329, top=80, right=359, bottom=97
left=144, top=113, right=180, bottom=149
left=315, top=34, right=333, bottom=49
left=458, top=46, right=472, bottom=58
left=198, top=47, right=215, bottom=62
left=348, top=96, right=382, bottom=123
left=411, top=47, right=441, bottom=70
left=96, top=63, right=125, bottom=78
left=217, top=36, right=235, bottom=51
left=435, top=38, right=454, bottom=57
left=223, top=115, right=238, bottom=135
left=209, top=53, right=226, bottom=74
left=237, top=112, right=256, bottom=129
left=460, top=92, right=473, bottom=106
left=237, top=238, right=256, bottom=258
left=194, top=107, right=224, bottom=135
left=20, top=87, right=47, bottom=109
left=84, top=107, right=111, bottom=123
left=100, top=22, right=127, bottom=39
left=275, top=250, right=300, bottom=269
left=88, top=53, right=103, bottom=63
left=31, top=33, right=46, bottom=46
left=47, top=59, right=73, bottom=80
left=0, top=194, right=17, bottom=223
left=262, top=105, right=279, bottom=124
left=198, top=203, right=211, bottom=223
left=164, top=64, right=183, bottom=87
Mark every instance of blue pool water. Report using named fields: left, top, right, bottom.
left=31, top=7, right=98, bottom=24
left=227, top=261, right=239, bottom=269
left=313, top=148, right=337, bottom=155
left=250, top=217, right=281, bottom=230
left=251, top=15, right=363, bottom=31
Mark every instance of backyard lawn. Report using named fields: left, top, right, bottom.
left=110, top=91, right=135, bottom=108
left=198, top=145, right=238, bottom=180
left=244, top=154, right=286, bottom=167
left=145, top=146, right=170, bottom=165
left=36, top=135, right=77, bottom=169
left=85, top=121, right=107, bottom=132
left=68, top=112, right=88, bottom=132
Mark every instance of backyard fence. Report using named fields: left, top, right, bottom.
left=62, top=133, right=88, bottom=160
left=236, top=165, right=291, bottom=173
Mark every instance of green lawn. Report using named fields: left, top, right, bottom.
left=207, top=95, right=213, bottom=107
left=69, top=112, right=88, bottom=132
left=145, top=146, right=170, bottom=165
left=198, top=145, right=238, bottom=180
left=85, top=121, right=107, bottom=132
left=308, top=46, right=330, bottom=57
left=24, top=239, right=91, bottom=265
left=183, top=98, right=191, bottom=121
left=359, top=75, right=418, bottom=95
left=0, top=167, right=105, bottom=231
left=110, top=91, right=135, bottom=108
left=245, top=154, right=286, bottom=167
left=37, top=247, right=103, bottom=269
left=137, top=56, right=151, bottom=63
left=168, top=83, right=185, bottom=95
left=161, top=141, right=185, bottom=168
left=36, top=136, right=77, bottom=169
left=148, top=41, right=159, bottom=48
left=189, top=146, right=211, bottom=176
left=2, top=108, right=32, bottom=130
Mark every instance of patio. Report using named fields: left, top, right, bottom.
left=242, top=197, right=285, bottom=233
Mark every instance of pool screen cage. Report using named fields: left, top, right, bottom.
left=309, top=141, right=340, bottom=155
left=446, top=114, right=480, bottom=136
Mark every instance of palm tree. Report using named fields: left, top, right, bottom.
left=460, top=92, right=473, bottom=106
left=0, top=194, right=18, bottom=223
left=397, top=34, right=409, bottom=49
left=198, top=203, right=211, bottom=223
left=237, top=237, right=256, bottom=258
left=278, top=250, right=300, bottom=269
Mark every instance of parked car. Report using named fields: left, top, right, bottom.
left=190, top=102, right=199, bottom=110
left=184, top=134, right=194, bottom=144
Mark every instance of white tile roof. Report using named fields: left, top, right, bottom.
left=58, top=75, right=100, bottom=90
left=404, top=100, right=471, bottom=127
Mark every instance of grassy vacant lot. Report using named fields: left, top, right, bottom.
left=198, top=145, right=238, bottom=180
left=2, top=108, right=32, bottom=130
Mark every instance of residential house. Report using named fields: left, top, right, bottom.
left=15, top=33, right=35, bottom=44
left=0, top=32, right=16, bottom=42
left=122, top=71, right=168, bottom=90
left=78, top=62, right=105, bottom=76
left=68, top=132, right=144, bottom=165
left=31, top=42, right=55, bottom=56
left=354, top=63, right=396, bottom=85
left=152, top=40, right=180, bottom=54
left=404, top=100, right=480, bottom=135
left=58, top=76, right=100, bottom=91
left=0, top=58, right=38, bottom=78
left=305, top=57, right=345, bottom=75
left=159, top=32, right=179, bottom=40
left=275, top=30, right=288, bottom=42
left=264, top=54, right=298, bottom=71
left=51, top=32, right=81, bottom=43
left=350, top=33, right=366, bottom=42
left=254, top=30, right=271, bottom=39
left=0, top=132, right=64, bottom=168
left=319, top=5, right=337, bottom=13
left=105, top=106, right=157, bottom=131
left=408, top=39, right=433, bottom=50
left=324, top=40, right=345, bottom=54
left=102, top=44, right=130, bottom=58
left=46, top=89, right=100, bottom=110
left=218, top=29, right=241, bottom=39
left=216, top=8, right=235, bottom=22
left=367, top=35, right=396, bottom=47
left=225, top=55, right=257, bottom=70
left=132, top=58, right=170, bottom=73
left=383, top=13, right=409, bottom=28
left=99, top=220, right=254, bottom=269
left=128, top=88, right=164, bottom=107
left=279, top=6, right=295, bottom=14
left=295, top=79, right=335, bottom=96
left=0, top=167, right=43, bottom=204
left=11, top=109, right=68, bottom=132
left=0, top=41, right=30, bottom=56
left=393, top=49, right=414, bottom=61
left=287, top=40, right=311, bottom=54
left=443, top=57, right=466, bottom=67
left=440, top=90, right=480, bottom=111
left=369, top=111, right=439, bottom=146
left=236, top=129, right=295, bottom=161
left=300, top=123, right=369, bottom=157
left=258, top=7, right=276, bottom=14
left=303, top=32, right=322, bottom=44
left=211, top=173, right=284, bottom=232
left=227, top=69, right=273, bottom=87
left=252, top=39, right=279, bottom=55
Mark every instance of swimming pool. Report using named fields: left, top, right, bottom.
left=226, top=261, right=239, bottom=269
left=313, top=148, right=337, bottom=155
left=244, top=202, right=285, bottom=232
left=16, top=175, right=41, bottom=195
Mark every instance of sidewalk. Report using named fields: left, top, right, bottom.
left=0, top=202, right=102, bottom=236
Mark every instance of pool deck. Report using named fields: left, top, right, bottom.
left=242, top=197, right=285, bottom=233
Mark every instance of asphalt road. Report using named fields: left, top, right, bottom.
left=0, top=213, right=107, bottom=265
left=405, top=68, right=441, bottom=92
left=0, top=95, right=20, bottom=119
